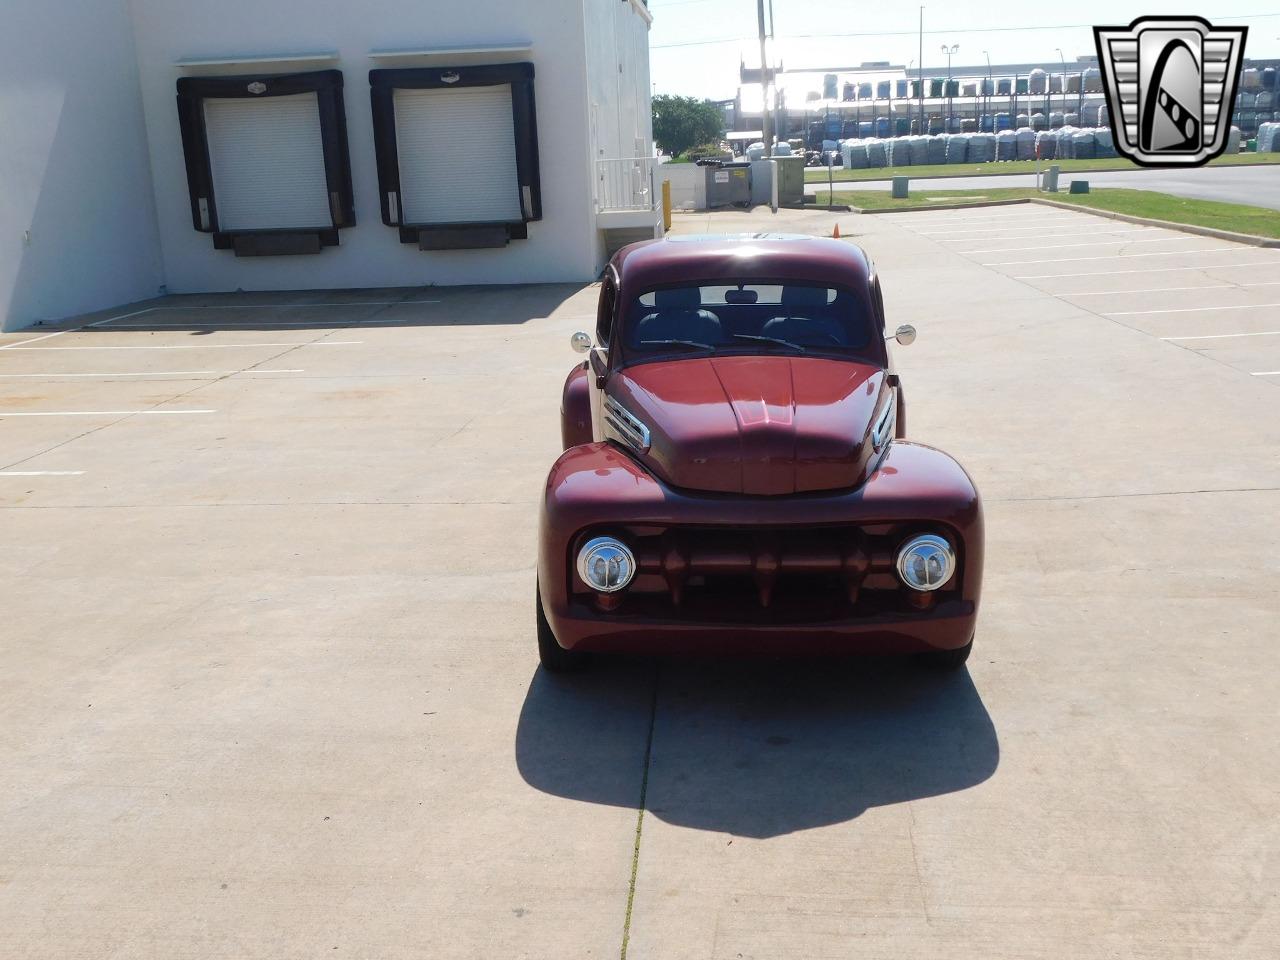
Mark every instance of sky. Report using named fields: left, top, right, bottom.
left=646, top=0, right=1280, bottom=101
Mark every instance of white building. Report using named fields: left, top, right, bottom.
left=1, top=0, right=659, bottom=332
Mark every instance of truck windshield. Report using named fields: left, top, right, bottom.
left=624, top=283, right=875, bottom=360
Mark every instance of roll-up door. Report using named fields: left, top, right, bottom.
left=392, top=86, right=522, bottom=224
left=203, top=93, right=332, bottom=231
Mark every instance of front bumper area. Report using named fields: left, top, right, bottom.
left=538, top=441, right=984, bottom=656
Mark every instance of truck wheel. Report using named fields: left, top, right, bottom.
left=919, top=637, right=973, bottom=670
left=537, top=582, right=589, bottom=672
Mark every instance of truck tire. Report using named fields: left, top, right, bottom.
left=537, top=582, right=589, bottom=672
left=919, top=637, right=973, bottom=670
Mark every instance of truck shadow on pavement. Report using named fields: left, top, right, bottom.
left=515, top=657, right=998, bottom=838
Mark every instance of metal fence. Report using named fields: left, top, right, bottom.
left=596, top=157, right=656, bottom=212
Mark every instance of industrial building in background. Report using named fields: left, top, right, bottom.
left=1, top=0, right=660, bottom=332
left=726, top=54, right=1280, bottom=159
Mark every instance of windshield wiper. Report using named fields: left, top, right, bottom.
left=639, top=338, right=716, bottom=351
left=731, top=333, right=807, bottom=352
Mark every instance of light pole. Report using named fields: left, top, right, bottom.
left=941, top=43, right=959, bottom=132
left=983, top=50, right=992, bottom=130
left=907, top=59, right=914, bottom=134
left=1055, top=47, right=1066, bottom=124
left=757, top=0, right=772, bottom=155
left=917, top=6, right=924, bottom=134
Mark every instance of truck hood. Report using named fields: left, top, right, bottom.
left=609, top=355, right=889, bottom=495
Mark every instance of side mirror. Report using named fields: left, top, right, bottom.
left=570, top=331, right=593, bottom=354
left=892, top=324, right=916, bottom=346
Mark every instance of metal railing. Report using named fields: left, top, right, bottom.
left=595, top=157, right=656, bottom=212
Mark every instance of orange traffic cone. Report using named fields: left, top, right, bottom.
left=832, top=223, right=841, bottom=239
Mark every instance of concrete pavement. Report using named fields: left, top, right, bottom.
left=804, top=162, right=1280, bottom=209
left=2, top=208, right=1279, bottom=958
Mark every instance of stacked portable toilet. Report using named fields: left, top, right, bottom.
left=920, top=134, right=943, bottom=164
left=1226, top=125, right=1242, bottom=154
left=1257, top=122, right=1280, bottom=152
left=877, top=80, right=891, bottom=100
left=1070, top=127, right=1096, bottom=159
left=1083, top=67, right=1102, bottom=93
left=1016, top=113, right=1030, bottom=129
left=884, top=137, right=904, bottom=166
left=1048, top=111, right=1063, bottom=129
left=996, top=129, right=1018, bottom=160
left=995, top=113, right=1012, bottom=132
left=864, top=139, right=888, bottom=167
left=945, top=134, right=970, bottom=163
left=1031, top=113, right=1047, bottom=130
left=1029, top=68, right=1047, bottom=95
left=896, top=79, right=909, bottom=98
left=968, top=133, right=996, bottom=162
left=841, top=139, right=868, bottom=168
left=1066, top=73, right=1081, bottom=94
left=997, top=78, right=1012, bottom=95
left=1064, top=112, right=1079, bottom=127
left=1015, top=127, right=1036, bottom=159
left=907, top=135, right=929, bottom=165
left=1093, top=127, right=1116, bottom=158
left=1242, top=68, right=1261, bottom=90
left=1035, top=130, right=1057, bottom=160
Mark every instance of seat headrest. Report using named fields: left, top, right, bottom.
left=654, top=287, right=703, bottom=310
left=781, top=286, right=830, bottom=309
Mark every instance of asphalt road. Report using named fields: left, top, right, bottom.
left=804, top=162, right=1280, bottom=209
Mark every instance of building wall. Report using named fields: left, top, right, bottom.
left=127, top=0, right=601, bottom=293
left=0, top=0, right=163, bottom=331
left=582, top=0, right=656, bottom=263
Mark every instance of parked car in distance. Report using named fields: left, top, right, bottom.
left=537, top=234, right=983, bottom=671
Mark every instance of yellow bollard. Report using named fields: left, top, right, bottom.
left=662, top=179, right=672, bottom=232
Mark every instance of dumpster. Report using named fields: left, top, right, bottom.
left=702, top=161, right=751, bottom=207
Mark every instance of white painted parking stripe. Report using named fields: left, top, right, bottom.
left=1252, top=371, right=1280, bottom=376
left=0, top=409, right=216, bottom=417
left=0, top=307, right=154, bottom=350
left=984, top=247, right=1238, bottom=266
left=939, top=228, right=1151, bottom=242
left=1063, top=281, right=1280, bottom=297
left=136, top=300, right=440, bottom=311
left=967, top=236, right=1200, bottom=255
left=1106, top=302, right=1280, bottom=316
left=104, top=319, right=413, bottom=329
left=0, top=369, right=304, bottom=378
left=1067, top=285, right=1234, bottom=297
left=0, top=341, right=362, bottom=351
left=1161, top=331, right=1280, bottom=341
left=1013, top=261, right=1278, bottom=279
left=915, top=220, right=1096, bottom=235
left=0, top=470, right=85, bottom=477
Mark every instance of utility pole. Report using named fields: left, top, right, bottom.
left=757, top=0, right=772, bottom=155
left=917, top=6, right=924, bottom=134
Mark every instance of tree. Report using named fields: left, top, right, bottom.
left=651, top=95, right=724, bottom=157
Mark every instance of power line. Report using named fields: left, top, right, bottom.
left=651, top=11, right=1280, bottom=50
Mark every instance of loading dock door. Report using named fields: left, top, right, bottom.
left=203, top=92, right=332, bottom=231
left=392, top=85, right=522, bottom=224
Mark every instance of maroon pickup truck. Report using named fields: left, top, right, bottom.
left=536, top=234, right=983, bottom=671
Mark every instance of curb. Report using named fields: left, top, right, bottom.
left=853, top=198, right=1032, bottom=215
left=1028, top=198, right=1280, bottom=248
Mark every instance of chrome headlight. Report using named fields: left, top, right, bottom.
left=576, top=537, right=636, bottom=593
left=896, top=534, right=955, bottom=591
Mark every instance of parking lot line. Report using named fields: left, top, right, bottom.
left=0, top=369, right=304, bottom=378
left=1161, top=331, right=1280, bottom=341
left=0, top=470, right=84, bottom=476
left=103, top=319, right=414, bottom=329
left=938, top=228, right=1151, bottom=242
left=1106, top=302, right=1280, bottom=316
left=1066, top=285, right=1234, bottom=297
left=1252, top=371, right=1280, bottom=376
left=0, top=341, right=362, bottom=351
left=984, top=247, right=1238, bottom=266
left=0, top=307, right=153, bottom=350
left=1013, top=262, right=1277, bottom=279
left=0, top=409, right=217, bottom=417
left=966, top=236, right=1201, bottom=255
left=139, top=300, right=441, bottom=310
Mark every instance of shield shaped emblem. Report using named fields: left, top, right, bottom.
left=1094, top=16, right=1247, bottom=166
